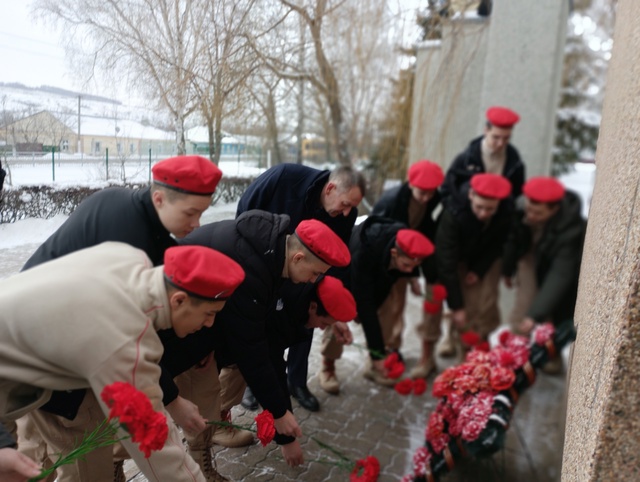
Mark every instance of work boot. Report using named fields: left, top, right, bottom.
left=363, top=365, right=397, bottom=387
left=318, top=359, right=340, bottom=394
left=187, top=446, right=230, bottom=482
left=240, top=387, right=259, bottom=411
left=113, top=460, right=126, bottom=482
left=210, top=410, right=254, bottom=448
left=410, top=357, right=436, bottom=379
left=437, top=319, right=457, bottom=358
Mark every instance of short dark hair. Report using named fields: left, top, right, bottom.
left=151, top=182, right=191, bottom=203
left=329, top=166, right=366, bottom=198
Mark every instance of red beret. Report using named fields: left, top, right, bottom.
left=396, top=229, right=434, bottom=259
left=408, top=160, right=445, bottom=190
left=152, top=155, right=222, bottom=195
left=523, top=177, right=565, bottom=203
left=316, top=276, right=356, bottom=322
left=295, top=219, right=351, bottom=267
left=164, top=246, right=245, bottom=300
left=470, top=173, right=512, bottom=200
left=486, top=106, right=520, bottom=128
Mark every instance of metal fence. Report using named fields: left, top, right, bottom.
left=1, top=151, right=265, bottom=184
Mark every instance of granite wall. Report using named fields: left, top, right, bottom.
left=562, top=0, right=640, bottom=479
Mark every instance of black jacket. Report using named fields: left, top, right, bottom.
left=24, top=187, right=174, bottom=270
left=23, top=187, right=176, bottom=420
left=350, top=216, right=412, bottom=359
left=160, top=210, right=292, bottom=421
left=371, top=182, right=440, bottom=282
left=502, top=191, right=586, bottom=323
left=441, top=135, right=525, bottom=207
left=436, top=199, right=512, bottom=311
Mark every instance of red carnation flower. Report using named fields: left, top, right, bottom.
left=498, top=329, right=512, bottom=346
left=476, top=341, right=490, bottom=352
left=350, top=455, right=380, bottom=482
left=254, top=410, right=275, bottom=447
left=460, top=331, right=481, bottom=347
left=431, top=284, right=447, bottom=303
left=533, top=322, right=556, bottom=346
left=386, top=360, right=405, bottom=379
left=423, top=300, right=441, bottom=314
left=394, top=379, right=414, bottom=395
left=490, top=366, right=516, bottom=392
left=383, top=352, right=399, bottom=370
left=101, top=382, right=168, bottom=458
left=413, top=378, right=428, bottom=395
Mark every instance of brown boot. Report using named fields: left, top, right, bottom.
left=210, top=410, right=254, bottom=448
left=437, top=318, right=457, bottom=358
left=187, top=446, right=231, bottom=482
left=318, top=358, right=340, bottom=394
left=410, top=341, right=437, bottom=379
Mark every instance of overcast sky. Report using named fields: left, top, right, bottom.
left=0, top=2, right=76, bottom=90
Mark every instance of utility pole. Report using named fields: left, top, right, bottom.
left=77, top=95, right=82, bottom=159
left=295, top=15, right=306, bottom=164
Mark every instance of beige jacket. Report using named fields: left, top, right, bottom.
left=0, top=242, right=204, bottom=482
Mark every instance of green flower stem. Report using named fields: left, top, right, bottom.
left=29, top=419, right=127, bottom=482
left=309, top=436, right=360, bottom=474
left=206, top=420, right=256, bottom=433
left=350, top=342, right=385, bottom=360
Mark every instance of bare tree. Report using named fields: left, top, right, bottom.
left=192, top=0, right=259, bottom=164
left=33, top=0, right=210, bottom=154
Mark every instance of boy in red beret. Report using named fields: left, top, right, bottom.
left=502, top=177, right=586, bottom=373
left=357, top=160, right=444, bottom=383
left=0, top=242, right=244, bottom=482
left=160, top=212, right=350, bottom=469
left=438, top=107, right=524, bottom=357
left=343, top=218, right=434, bottom=386
left=17, top=154, right=225, bottom=481
left=423, top=174, right=513, bottom=370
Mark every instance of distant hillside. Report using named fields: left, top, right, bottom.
left=0, top=82, right=171, bottom=129
left=0, top=82, right=120, bottom=105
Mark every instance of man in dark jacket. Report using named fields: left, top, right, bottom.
left=236, top=163, right=364, bottom=412
left=348, top=217, right=435, bottom=386
left=167, top=212, right=351, bottom=468
left=18, top=155, right=225, bottom=481
left=433, top=173, right=512, bottom=359
left=503, top=177, right=586, bottom=337
left=0, top=423, right=41, bottom=481
left=363, top=160, right=443, bottom=381
left=441, top=106, right=525, bottom=205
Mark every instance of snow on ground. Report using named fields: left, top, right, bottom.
left=0, top=161, right=597, bottom=280
left=3, top=158, right=266, bottom=188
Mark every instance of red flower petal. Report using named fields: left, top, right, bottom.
left=413, top=378, right=427, bottom=395
left=394, top=379, right=414, bottom=395
left=460, top=331, right=481, bottom=347
left=254, top=410, right=276, bottom=447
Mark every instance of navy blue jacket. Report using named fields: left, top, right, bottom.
left=237, top=163, right=356, bottom=246
left=22, top=187, right=177, bottom=420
